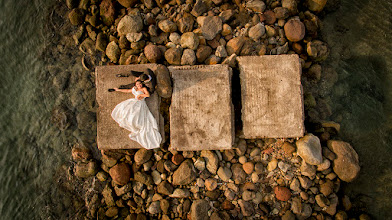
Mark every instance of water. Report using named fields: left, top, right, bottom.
left=0, top=0, right=391, bottom=219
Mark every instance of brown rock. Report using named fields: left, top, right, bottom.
left=172, top=159, right=197, bottom=185
left=155, top=64, right=173, bottom=98
left=231, top=163, right=246, bottom=184
left=205, top=178, right=218, bottom=191
left=319, top=179, right=334, bottom=196
left=157, top=181, right=174, bottom=195
left=172, top=153, right=184, bottom=165
left=134, top=148, right=153, bottom=165
left=118, top=0, right=137, bottom=8
left=226, top=36, right=245, bottom=55
left=221, top=200, right=235, bottom=210
left=306, top=40, right=329, bottom=61
left=201, top=16, right=223, bottom=40
left=158, top=19, right=177, bottom=33
left=75, top=161, right=98, bottom=178
left=327, top=140, right=360, bottom=182
left=284, top=18, right=305, bottom=42
left=243, top=162, right=254, bottom=174
left=274, top=186, right=291, bottom=201
left=274, top=7, right=289, bottom=19
left=164, top=47, right=182, bottom=65
left=238, top=199, right=254, bottom=217
left=261, top=10, right=276, bottom=25
left=178, top=13, right=195, bottom=33
left=143, top=45, right=162, bottom=63
left=282, top=142, right=296, bottom=155
left=196, top=45, right=212, bottom=63
left=190, top=199, right=210, bottom=220
left=71, top=146, right=91, bottom=161
left=109, top=163, right=131, bottom=185
left=306, top=0, right=327, bottom=12
left=100, top=0, right=115, bottom=26
left=68, top=8, right=84, bottom=26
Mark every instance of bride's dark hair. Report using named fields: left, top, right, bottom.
left=135, top=80, right=146, bottom=87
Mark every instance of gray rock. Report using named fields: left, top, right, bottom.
left=158, top=20, right=177, bottom=33
left=217, top=166, right=232, bottom=182
left=327, top=140, right=360, bottom=182
left=290, top=178, right=300, bottom=192
left=248, top=23, right=265, bottom=41
left=190, top=200, right=209, bottom=220
left=105, top=41, right=120, bottom=63
left=298, top=176, right=312, bottom=189
left=148, top=201, right=161, bottom=215
left=180, top=32, right=199, bottom=50
left=200, top=150, right=219, bottom=174
left=201, top=16, right=222, bottom=40
left=126, top=32, right=143, bottom=42
left=231, top=163, right=246, bottom=184
left=181, top=49, right=197, bottom=65
left=215, top=45, right=228, bottom=58
left=238, top=199, right=254, bottom=217
left=296, top=133, right=323, bottom=165
left=117, top=14, right=143, bottom=36
left=172, top=159, right=197, bottom=185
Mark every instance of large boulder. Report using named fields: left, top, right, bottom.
left=155, top=65, right=173, bottom=98
left=327, top=140, right=360, bottom=182
left=105, top=41, right=120, bottom=63
left=180, top=32, right=199, bottom=50
left=172, top=159, right=197, bottom=185
left=117, top=14, right=143, bottom=36
left=144, top=44, right=162, bottom=63
left=190, top=200, right=209, bottom=220
left=158, top=20, right=177, bottom=33
left=296, top=133, right=323, bottom=165
left=226, top=36, right=246, bottom=55
left=284, top=18, right=305, bottom=42
left=177, top=13, right=195, bottom=33
left=109, top=163, right=131, bottom=185
left=164, top=47, right=182, bottom=65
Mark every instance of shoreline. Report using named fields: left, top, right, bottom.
left=47, top=0, right=372, bottom=219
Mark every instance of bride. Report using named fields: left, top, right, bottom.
left=111, top=80, right=162, bottom=149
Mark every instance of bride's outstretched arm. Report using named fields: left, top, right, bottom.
left=114, top=88, right=132, bottom=93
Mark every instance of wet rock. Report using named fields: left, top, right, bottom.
left=143, top=44, right=162, bottom=63
left=134, top=149, right=153, bottom=165
left=148, top=201, right=161, bottom=215
left=246, top=0, right=266, bottom=13
left=190, top=200, right=209, bottom=220
left=306, top=0, right=327, bottom=12
left=158, top=20, right=177, bottom=33
left=96, top=32, right=108, bottom=52
left=75, top=161, right=98, bottom=178
left=238, top=199, right=254, bottom=217
left=178, top=13, right=195, bottom=33
left=66, top=0, right=78, bottom=9
left=306, top=40, right=329, bottom=61
left=117, top=14, right=143, bottom=36
left=327, top=140, right=360, bottom=182
left=100, top=0, right=115, bottom=26
left=196, top=45, right=212, bottom=63
left=155, top=65, right=172, bottom=98
left=170, top=188, right=190, bottom=198
left=181, top=49, right=197, bottom=65
left=274, top=186, right=291, bottom=201
left=217, top=166, right=232, bottom=182
left=231, top=163, right=246, bottom=184
left=300, top=160, right=316, bottom=178
left=172, top=159, right=197, bottom=185
left=296, top=133, right=322, bottom=165
left=157, top=181, right=174, bottom=195
left=201, top=16, right=222, bottom=40
left=284, top=18, right=305, bottom=42
left=80, top=38, right=96, bottom=55
left=68, top=8, right=84, bottom=25
left=72, top=146, right=91, bottom=161
left=191, top=0, right=208, bottom=17
left=118, top=0, right=137, bottom=8
left=342, top=195, right=352, bottom=211
left=274, top=7, right=289, bottom=19
left=205, top=178, right=218, bottom=191
left=201, top=150, right=219, bottom=174
left=106, top=41, right=120, bottom=63
left=180, top=32, right=199, bottom=50
left=248, top=23, right=265, bottom=41
left=164, top=47, right=182, bottom=65
left=226, top=36, right=245, bottom=55
left=109, top=163, right=131, bottom=185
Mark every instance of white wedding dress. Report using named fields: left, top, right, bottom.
left=111, top=87, right=162, bottom=149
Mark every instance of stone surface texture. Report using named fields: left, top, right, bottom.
left=237, top=55, right=304, bottom=138
left=96, top=64, right=164, bottom=149
left=169, top=65, right=234, bottom=151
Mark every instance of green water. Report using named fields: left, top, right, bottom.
left=0, top=0, right=391, bottom=219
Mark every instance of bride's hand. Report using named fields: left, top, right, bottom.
left=137, top=95, right=143, bottom=100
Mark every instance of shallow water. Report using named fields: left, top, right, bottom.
left=0, top=0, right=391, bottom=219
left=322, top=0, right=392, bottom=218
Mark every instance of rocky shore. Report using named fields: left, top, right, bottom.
left=55, top=0, right=373, bottom=219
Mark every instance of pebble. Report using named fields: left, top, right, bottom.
left=215, top=45, right=228, bottom=58
left=194, top=157, right=206, bottom=171
left=238, top=199, right=255, bottom=217
left=117, top=14, right=143, bottom=36
left=148, top=201, right=161, bottom=215
left=243, top=162, right=254, bottom=174
left=151, top=170, right=162, bottom=185
left=238, top=156, right=247, bottom=164
left=299, top=176, right=312, bottom=189
left=300, top=160, right=316, bottom=178
left=181, top=49, right=197, bottom=65
left=217, top=166, right=232, bottom=182
left=248, top=23, right=265, bottom=41
left=205, top=178, right=218, bottom=191
left=284, top=18, right=305, bottom=42
left=108, top=163, right=131, bottom=185
left=144, top=44, right=162, bottom=63
left=201, top=16, right=222, bottom=40
left=290, top=178, right=300, bottom=192
left=267, top=158, right=278, bottom=171
left=327, top=140, right=360, bottom=182
left=172, top=159, right=197, bottom=185
left=316, top=158, right=331, bottom=171
left=296, top=133, right=323, bottom=165
left=246, top=0, right=266, bottom=13
left=231, top=163, right=246, bottom=184
left=278, top=161, right=290, bottom=173
left=169, top=32, right=181, bottom=45
left=164, top=47, right=182, bottom=65
left=274, top=186, right=291, bottom=201
left=180, top=32, right=199, bottom=50
left=200, top=150, right=219, bottom=174
left=315, top=194, right=330, bottom=207
left=170, top=188, right=191, bottom=198
left=158, top=19, right=177, bottom=33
